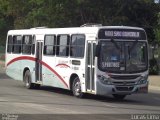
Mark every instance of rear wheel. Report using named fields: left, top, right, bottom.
left=112, top=94, right=126, bottom=100
left=24, top=70, right=34, bottom=89
left=72, top=77, right=84, bottom=98
left=34, top=84, right=41, bottom=89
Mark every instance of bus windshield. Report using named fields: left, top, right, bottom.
left=98, top=40, right=148, bottom=73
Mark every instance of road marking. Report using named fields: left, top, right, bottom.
left=0, top=97, right=9, bottom=102
left=103, top=103, right=117, bottom=108
left=154, top=97, right=160, bottom=101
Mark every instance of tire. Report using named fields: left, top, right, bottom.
left=112, top=94, right=126, bottom=100
left=72, top=77, right=84, bottom=98
left=34, top=84, right=41, bottom=89
left=24, top=70, right=34, bottom=89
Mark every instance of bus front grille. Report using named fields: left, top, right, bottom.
left=110, top=75, right=140, bottom=80
left=116, top=86, right=134, bottom=91
left=112, top=81, right=136, bottom=86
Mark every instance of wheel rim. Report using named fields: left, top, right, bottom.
left=74, top=81, right=81, bottom=96
left=25, top=75, right=30, bottom=87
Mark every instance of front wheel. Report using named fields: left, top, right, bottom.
left=72, top=77, right=84, bottom=98
left=112, top=94, right=126, bottom=100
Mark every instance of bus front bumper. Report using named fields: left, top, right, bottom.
left=96, top=81, right=148, bottom=96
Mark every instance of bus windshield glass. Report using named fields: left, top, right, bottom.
left=98, top=41, right=148, bottom=73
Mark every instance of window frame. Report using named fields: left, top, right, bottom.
left=7, top=35, right=13, bottom=53
left=70, top=34, right=86, bottom=58
left=56, top=34, right=70, bottom=57
left=43, top=34, right=56, bottom=56
left=22, top=35, right=33, bottom=55
left=12, top=35, right=22, bottom=54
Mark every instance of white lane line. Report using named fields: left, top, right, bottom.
left=103, top=103, right=117, bottom=108
left=154, top=97, right=160, bottom=101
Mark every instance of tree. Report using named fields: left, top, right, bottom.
left=0, top=0, right=14, bottom=45
left=0, top=0, right=160, bottom=46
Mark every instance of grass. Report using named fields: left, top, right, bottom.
left=0, top=46, right=5, bottom=61
left=0, top=54, right=5, bottom=61
left=0, top=46, right=5, bottom=52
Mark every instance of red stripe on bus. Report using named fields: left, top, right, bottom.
left=7, top=56, right=36, bottom=66
left=6, top=56, right=68, bottom=88
left=56, top=64, right=70, bottom=68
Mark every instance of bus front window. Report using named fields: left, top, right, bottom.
left=99, top=41, right=125, bottom=72
left=98, top=41, right=148, bottom=73
left=126, top=42, right=148, bottom=73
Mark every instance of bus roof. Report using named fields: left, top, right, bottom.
left=7, top=26, right=145, bottom=35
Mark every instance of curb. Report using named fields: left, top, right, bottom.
left=149, top=85, right=160, bottom=91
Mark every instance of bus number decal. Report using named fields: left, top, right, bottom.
left=102, top=62, right=120, bottom=68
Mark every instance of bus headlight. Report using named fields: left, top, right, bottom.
left=137, top=75, right=148, bottom=84
left=97, top=75, right=112, bottom=85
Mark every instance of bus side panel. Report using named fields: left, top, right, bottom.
left=54, top=57, right=86, bottom=91
left=42, top=57, right=69, bottom=89
left=42, top=66, right=69, bottom=89
left=6, top=55, right=36, bottom=82
left=6, top=54, right=22, bottom=81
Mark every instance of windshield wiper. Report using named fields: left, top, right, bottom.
left=111, top=39, right=120, bottom=51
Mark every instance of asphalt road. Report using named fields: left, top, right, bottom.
left=0, top=68, right=160, bottom=120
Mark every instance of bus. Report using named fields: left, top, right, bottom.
left=5, top=25, right=149, bottom=100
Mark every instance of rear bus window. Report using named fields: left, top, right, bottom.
left=7, top=35, right=13, bottom=53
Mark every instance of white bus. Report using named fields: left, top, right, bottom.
left=5, top=25, right=149, bottom=99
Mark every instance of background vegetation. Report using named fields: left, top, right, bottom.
left=0, top=0, right=160, bottom=73
left=0, top=0, right=160, bottom=44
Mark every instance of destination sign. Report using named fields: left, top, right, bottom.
left=105, top=31, right=140, bottom=38
left=98, top=29, right=146, bottom=40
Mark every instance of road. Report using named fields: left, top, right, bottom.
left=0, top=68, right=160, bottom=120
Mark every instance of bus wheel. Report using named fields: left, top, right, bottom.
left=34, top=84, right=41, bottom=89
left=72, top=77, right=84, bottom=98
left=24, top=70, right=34, bottom=89
left=112, top=94, right=126, bottom=100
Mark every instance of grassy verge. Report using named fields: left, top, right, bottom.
left=0, top=61, right=4, bottom=68
left=0, top=46, right=5, bottom=62
left=0, top=53, right=5, bottom=61
left=0, top=53, right=5, bottom=68
left=0, top=46, right=5, bottom=69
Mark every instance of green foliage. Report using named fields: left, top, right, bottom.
left=154, top=12, right=160, bottom=45
left=0, top=46, right=5, bottom=61
left=149, top=58, right=159, bottom=75
left=0, top=0, right=160, bottom=45
left=0, top=46, right=5, bottom=53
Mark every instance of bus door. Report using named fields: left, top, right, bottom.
left=86, top=41, right=96, bottom=92
left=35, top=41, right=43, bottom=82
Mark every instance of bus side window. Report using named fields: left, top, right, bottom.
left=7, top=35, right=13, bottom=53
left=32, top=35, right=35, bottom=55
left=70, top=34, right=85, bottom=58
left=13, top=35, right=22, bottom=54
left=22, top=35, right=32, bottom=54
left=44, top=35, right=56, bottom=55
left=56, top=35, right=70, bottom=57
